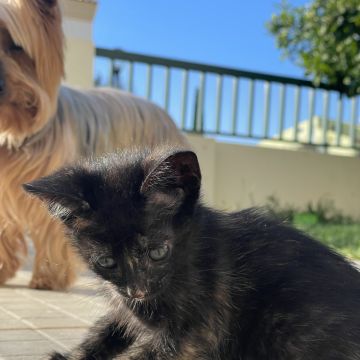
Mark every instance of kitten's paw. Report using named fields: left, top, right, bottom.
left=48, top=351, right=68, bottom=360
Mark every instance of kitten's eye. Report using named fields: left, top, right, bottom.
left=96, top=256, right=117, bottom=269
left=149, top=245, right=169, bottom=261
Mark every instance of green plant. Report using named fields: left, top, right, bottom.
left=265, top=195, right=297, bottom=223
left=265, top=196, right=355, bottom=225
left=265, top=196, right=360, bottom=259
left=304, top=199, right=353, bottom=224
left=267, top=0, right=360, bottom=96
left=298, top=223, right=360, bottom=259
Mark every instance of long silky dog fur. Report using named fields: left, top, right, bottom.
left=0, top=0, right=187, bottom=290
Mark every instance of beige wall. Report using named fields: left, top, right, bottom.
left=61, top=0, right=97, bottom=88
left=188, top=134, right=360, bottom=219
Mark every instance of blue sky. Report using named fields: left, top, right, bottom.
left=94, top=0, right=309, bottom=78
left=93, top=1, right=357, bottom=144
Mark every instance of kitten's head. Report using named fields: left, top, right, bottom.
left=23, top=148, right=201, bottom=301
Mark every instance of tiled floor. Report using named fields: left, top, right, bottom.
left=2, top=261, right=360, bottom=360
left=0, top=271, right=106, bottom=360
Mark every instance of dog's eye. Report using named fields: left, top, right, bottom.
left=9, top=44, right=24, bottom=53
left=96, top=256, right=117, bottom=269
left=149, top=245, right=169, bottom=261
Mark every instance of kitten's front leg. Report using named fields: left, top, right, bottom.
left=129, top=349, right=161, bottom=360
left=129, top=341, right=177, bottom=360
left=48, top=315, right=134, bottom=360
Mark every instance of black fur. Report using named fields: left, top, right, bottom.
left=24, top=148, right=360, bottom=360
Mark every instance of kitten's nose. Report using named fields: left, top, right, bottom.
left=127, top=287, right=146, bottom=299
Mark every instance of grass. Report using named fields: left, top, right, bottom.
left=264, top=198, right=360, bottom=260
left=296, top=223, right=360, bottom=260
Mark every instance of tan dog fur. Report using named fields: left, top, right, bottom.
left=0, top=0, right=187, bottom=290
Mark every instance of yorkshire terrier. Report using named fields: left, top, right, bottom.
left=0, top=0, right=187, bottom=290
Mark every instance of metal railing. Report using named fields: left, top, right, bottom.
left=95, top=48, right=360, bottom=150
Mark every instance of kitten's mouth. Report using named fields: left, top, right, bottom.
left=126, top=289, right=161, bottom=302
left=129, top=289, right=147, bottom=300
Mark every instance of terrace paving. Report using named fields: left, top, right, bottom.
left=1, top=258, right=359, bottom=359
left=0, top=271, right=105, bottom=360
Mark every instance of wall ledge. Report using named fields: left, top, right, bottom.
left=61, top=0, right=97, bottom=21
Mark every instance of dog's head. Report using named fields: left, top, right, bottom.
left=0, top=0, right=64, bottom=147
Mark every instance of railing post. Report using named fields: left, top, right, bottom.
left=263, top=81, right=271, bottom=138
left=215, top=75, right=223, bottom=134
left=195, top=72, right=206, bottom=133
left=308, top=88, right=315, bottom=144
left=335, top=94, right=344, bottom=147
left=322, top=91, right=330, bottom=146
left=146, top=64, right=153, bottom=100
left=247, top=80, right=255, bottom=137
left=109, top=59, right=115, bottom=87
left=127, top=61, right=134, bottom=92
left=163, top=67, right=170, bottom=111
left=180, top=70, right=189, bottom=130
left=350, top=97, right=358, bottom=148
left=231, top=77, right=239, bottom=136
left=278, top=84, right=286, bottom=140
left=293, top=86, right=301, bottom=143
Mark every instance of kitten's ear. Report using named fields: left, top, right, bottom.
left=23, top=169, right=99, bottom=222
left=141, top=150, right=201, bottom=206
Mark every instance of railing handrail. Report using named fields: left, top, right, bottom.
left=96, top=47, right=342, bottom=93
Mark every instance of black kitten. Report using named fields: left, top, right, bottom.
left=24, top=148, right=360, bottom=360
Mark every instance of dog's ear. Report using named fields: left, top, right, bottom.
left=27, top=0, right=59, bottom=18
left=141, top=150, right=201, bottom=210
left=33, top=0, right=57, bottom=8
left=23, top=168, right=101, bottom=223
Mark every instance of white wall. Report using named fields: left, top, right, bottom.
left=60, top=0, right=97, bottom=88
left=188, top=134, right=360, bottom=219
